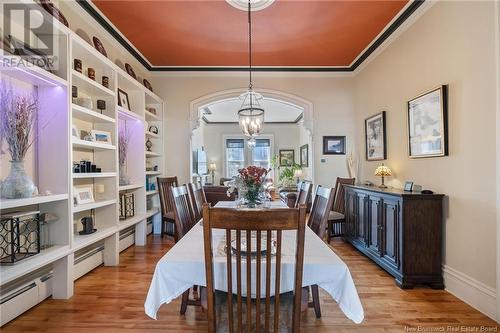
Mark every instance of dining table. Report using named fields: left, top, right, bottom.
left=144, top=200, right=364, bottom=324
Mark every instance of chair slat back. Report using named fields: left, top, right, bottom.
left=308, top=186, right=335, bottom=239
left=157, top=176, right=178, bottom=218
left=332, top=178, right=355, bottom=214
left=203, top=205, right=307, bottom=333
left=188, top=181, right=207, bottom=222
left=294, top=181, right=312, bottom=208
left=171, top=184, right=197, bottom=240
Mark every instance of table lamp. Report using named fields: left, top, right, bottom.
left=294, top=169, right=303, bottom=183
left=374, top=163, right=392, bottom=188
left=208, top=162, right=216, bottom=184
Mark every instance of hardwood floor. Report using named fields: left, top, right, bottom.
left=3, top=235, right=497, bottom=332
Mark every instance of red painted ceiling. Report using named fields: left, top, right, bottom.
left=92, top=0, right=408, bottom=67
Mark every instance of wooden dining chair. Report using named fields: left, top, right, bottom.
left=157, top=176, right=178, bottom=239
left=327, top=177, right=355, bottom=243
left=306, top=185, right=335, bottom=319
left=188, top=181, right=207, bottom=222
left=202, top=204, right=307, bottom=333
left=294, top=181, right=312, bottom=208
left=171, top=184, right=200, bottom=315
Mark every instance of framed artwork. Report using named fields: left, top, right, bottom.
left=74, top=186, right=94, bottom=205
left=404, top=181, right=414, bottom=192
left=300, top=144, right=308, bottom=167
left=90, top=130, right=112, bottom=144
left=407, top=85, right=448, bottom=158
left=323, top=136, right=346, bottom=155
left=117, top=89, right=130, bottom=110
left=279, top=149, right=295, bottom=167
left=365, top=111, right=387, bottom=161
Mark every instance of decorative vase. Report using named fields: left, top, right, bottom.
left=244, top=184, right=262, bottom=208
left=119, top=163, right=130, bottom=186
left=1, top=160, right=35, bottom=199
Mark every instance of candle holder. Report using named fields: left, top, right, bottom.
left=97, top=100, right=106, bottom=114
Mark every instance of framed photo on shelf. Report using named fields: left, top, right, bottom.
left=117, top=88, right=131, bottom=110
left=404, top=181, right=414, bottom=192
left=300, top=144, right=308, bottom=167
left=365, top=111, right=387, bottom=161
left=74, top=187, right=94, bottom=205
left=90, top=130, right=112, bottom=144
left=407, top=85, right=448, bottom=158
left=71, top=124, right=80, bottom=138
left=323, top=136, right=346, bottom=155
left=279, top=149, right=295, bottom=167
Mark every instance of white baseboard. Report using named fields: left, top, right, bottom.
left=443, top=265, right=497, bottom=321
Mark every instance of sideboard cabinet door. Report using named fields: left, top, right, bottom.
left=380, top=197, right=401, bottom=271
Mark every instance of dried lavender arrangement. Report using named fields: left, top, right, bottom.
left=118, top=127, right=131, bottom=186
left=0, top=82, right=38, bottom=198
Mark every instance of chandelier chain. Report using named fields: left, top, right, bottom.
left=248, top=0, right=253, bottom=92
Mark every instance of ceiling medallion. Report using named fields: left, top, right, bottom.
left=238, top=0, right=265, bottom=141
left=225, top=0, right=275, bottom=11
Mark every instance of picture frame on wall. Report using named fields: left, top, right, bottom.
left=279, top=149, right=295, bottom=167
left=117, top=88, right=131, bottom=110
left=300, top=144, right=308, bottom=167
left=407, top=85, right=448, bottom=158
left=323, top=136, right=346, bottom=155
left=365, top=111, right=387, bottom=161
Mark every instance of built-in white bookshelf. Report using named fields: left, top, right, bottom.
left=0, top=2, right=165, bottom=324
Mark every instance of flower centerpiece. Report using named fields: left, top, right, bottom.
left=0, top=83, right=39, bottom=198
left=228, top=166, right=270, bottom=208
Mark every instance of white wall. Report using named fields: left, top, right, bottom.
left=354, top=0, right=497, bottom=316
left=152, top=75, right=355, bottom=187
left=201, top=123, right=301, bottom=184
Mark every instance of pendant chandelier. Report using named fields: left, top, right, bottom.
left=238, top=0, right=264, bottom=139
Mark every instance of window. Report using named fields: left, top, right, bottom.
left=225, top=139, right=245, bottom=178
left=252, top=139, right=271, bottom=170
left=224, top=136, right=274, bottom=178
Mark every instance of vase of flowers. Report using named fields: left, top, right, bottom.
left=228, top=166, right=270, bottom=208
left=0, top=83, right=38, bottom=199
left=118, top=128, right=131, bottom=186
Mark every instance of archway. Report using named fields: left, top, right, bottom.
left=189, top=88, right=315, bottom=185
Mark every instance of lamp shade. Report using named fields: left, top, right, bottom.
left=208, top=162, right=217, bottom=171
left=374, top=164, right=392, bottom=177
left=294, top=169, right=303, bottom=178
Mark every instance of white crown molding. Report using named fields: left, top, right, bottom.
left=443, top=265, right=497, bottom=321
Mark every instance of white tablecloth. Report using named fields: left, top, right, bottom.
left=144, top=201, right=364, bottom=324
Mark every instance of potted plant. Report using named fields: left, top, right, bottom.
left=0, top=83, right=38, bottom=199
left=271, top=155, right=302, bottom=188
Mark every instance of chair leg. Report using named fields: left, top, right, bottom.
left=160, top=218, right=165, bottom=237
left=180, top=289, right=190, bottom=315
left=327, top=220, right=332, bottom=243
left=311, top=285, right=321, bottom=318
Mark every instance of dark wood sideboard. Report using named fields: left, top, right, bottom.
left=343, top=185, right=444, bottom=289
